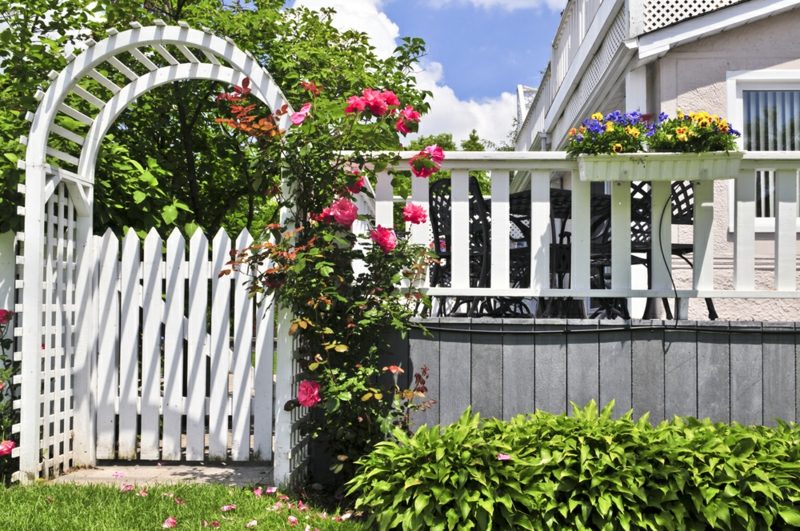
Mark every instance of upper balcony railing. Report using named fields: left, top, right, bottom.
left=364, top=151, right=800, bottom=314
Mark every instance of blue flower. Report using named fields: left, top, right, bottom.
left=575, top=134, right=584, bottom=142
left=604, top=110, right=624, bottom=124
left=657, top=112, right=669, bottom=123
left=626, top=111, right=642, bottom=124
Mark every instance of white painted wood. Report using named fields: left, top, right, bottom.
left=570, top=177, right=591, bottom=291
left=650, top=182, right=673, bottom=293
left=95, top=229, right=118, bottom=459
left=451, top=169, right=470, bottom=289
left=209, top=229, right=231, bottom=460
left=186, top=230, right=209, bottom=460
left=734, top=171, right=756, bottom=290
left=162, top=229, right=185, bottom=460
left=610, top=181, right=631, bottom=291
left=107, top=56, right=139, bottom=81
left=140, top=229, right=162, bottom=459
left=152, top=44, right=179, bottom=65
left=273, top=308, right=293, bottom=485
left=176, top=44, right=201, bottom=63
left=692, top=180, right=715, bottom=291
left=0, top=232, right=14, bottom=312
left=409, top=175, right=430, bottom=248
left=50, top=124, right=84, bottom=146
left=490, top=170, right=510, bottom=289
left=375, top=171, right=394, bottom=228
left=130, top=48, right=158, bottom=71
left=57, top=103, right=92, bottom=126
left=529, top=171, right=551, bottom=292
left=71, top=85, right=105, bottom=109
left=118, top=230, right=141, bottom=459
left=774, top=169, right=798, bottom=291
left=87, top=69, right=121, bottom=93
left=254, top=288, right=275, bottom=462
left=232, top=229, right=254, bottom=461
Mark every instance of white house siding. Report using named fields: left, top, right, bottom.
left=655, top=10, right=800, bottom=320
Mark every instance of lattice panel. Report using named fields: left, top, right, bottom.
left=37, top=181, right=77, bottom=479
left=644, top=0, right=744, bottom=32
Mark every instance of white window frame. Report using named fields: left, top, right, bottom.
left=726, top=69, right=800, bottom=233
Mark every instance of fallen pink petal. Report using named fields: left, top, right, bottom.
left=265, top=486, right=278, bottom=494
left=162, top=516, right=178, bottom=528
left=245, top=520, right=258, bottom=528
left=221, top=504, right=237, bottom=512
left=119, top=483, right=134, bottom=492
left=287, top=515, right=299, bottom=526
left=252, top=487, right=263, bottom=497
left=137, top=489, right=148, bottom=497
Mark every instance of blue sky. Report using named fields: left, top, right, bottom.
left=292, top=0, right=565, bottom=144
left=382, top=1, right=562, bottom=101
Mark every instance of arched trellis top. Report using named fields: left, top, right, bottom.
left=23, top=21, right=294, bottom=214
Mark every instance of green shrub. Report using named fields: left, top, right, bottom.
left=347, top=402, right=800, bottom=530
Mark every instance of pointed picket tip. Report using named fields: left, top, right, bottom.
left=236, top=228, right=253, bottom=247
left=101, top=227, right=116, bottom=239
left=144, top=227, right=162, bottom=244
left=213, top=227, right=231, bottom=246
left=166, top=227, right=185, bottom=245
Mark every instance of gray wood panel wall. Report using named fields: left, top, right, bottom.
left=402, top=318, right=800, bottom=427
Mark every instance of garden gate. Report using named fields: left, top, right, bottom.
left=16, top=23, right=302, bottom=484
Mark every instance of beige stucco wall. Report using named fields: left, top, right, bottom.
left=655, top=10, right=800, bottom=320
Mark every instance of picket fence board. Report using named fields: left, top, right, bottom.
left=209, top=229, right=231, bottom=460
left=118, top=230, right=141, bottom=458
left=95, top=229, right=118, bottom=459
left=232, top=230, right=253, bottom=461
left=186, top=230, right=208, bottom=460
left=162, top=229, right=186, bottom=460
left=140, top=229, right=162, bottom=460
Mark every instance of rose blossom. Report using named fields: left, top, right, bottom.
left=361, top=88, right=388, bottom=116
left=0, top=440, right=16, bottom=456
left=346, top=172, right=366, bottom=195
left=409, top=144, right=445, bottom=178
left=370, top=225, right=397, bottom=253
left=329, top=197, right=358, bottom=228
left=290, top=102, right=312, bottom=125
left=423, top=144, right=445, bottom=163
left=297, top=380, right=321, bottom=407
left=0, top=309, right=11, bottom=325
left=344, top=95, right=366, bottom=114
left=402, top=203, right=427, bottom=225
left=395, top=105, right=421, bottom=135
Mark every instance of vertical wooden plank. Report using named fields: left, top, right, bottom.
left=598, top=320, right=632, bottom=417
left=162, top=229, right=185, bottom=460
left=534, top=319, right=567, bottom=414
left=502, top=319, right=535, bottom=420
left=610, top=181, right=631, bottom=291
left=471, top=319, right=503, bottom=419
left=186, top=230, right=208, bottom=460
left=451, top=170, right=470, bottom=289
left=253, top=242, right=275, bottom=462
left=774, top=169, right=798, bottom=291
left=566, top=320, right=599, bottom=412
left=208, top=229, right=231, bottom=460
left=730, top=321, right=763, bottom=425
left=692, top=180, right=714, bottom=292
left=409, top=175, right=431, bottom=249
left=95, top=229, right=118, bottom=459
left=140, top=229, right=162, bottom=460
left=570, top=178, right=591, bottom=291
left=273, top=309, right=294, bottom=485
left=734, top=171, right=756, bottom=290
left=232, top=230, right=254, bottom=460
left=529, top=171, right=551, bottom=294
left=118, top=230, right=140, bottom=459
left=631, top=320, right=665, bottom=423
left=664, top=322, right=698, bottom=419
left=438, top=318, right=471, bottom=425
left=697, top=320, right=730, bottom=423
left=409, top=320, right=439, bottom=429
left=490, top=171, right=510, bottom=289
left=650, top=182, right=672, bottom=295
left=375, top=171, right=393, bottom=229
left=762, top=323, right=795, bottom=425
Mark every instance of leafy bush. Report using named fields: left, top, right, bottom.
left=348, top=402, right=800, bottom=530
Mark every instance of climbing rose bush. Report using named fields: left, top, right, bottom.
left=219, top=77, right=437, bottom=483
left=0, top=309, right=14, bottom=483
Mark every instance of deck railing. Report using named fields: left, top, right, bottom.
left=366, top=151, right=800, bottom=305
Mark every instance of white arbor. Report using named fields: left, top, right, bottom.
left=17, top=22, right=297, bottom=483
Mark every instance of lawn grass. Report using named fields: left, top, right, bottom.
left=0, top=483, right=364, bottom=530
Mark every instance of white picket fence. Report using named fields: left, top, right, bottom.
left=94, top=227, right=277, bottom=462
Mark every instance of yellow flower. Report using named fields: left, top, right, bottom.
left=677, top=110, right=685, bottom=119
left=677, top=134, right=689, bottom=142
left=675, top=126, right=688, bottom=135
left=612, top=143, right=623, bottom=153
left=591, top=112, right=604, bottom=121
left=625, top=126, right=640, bottom=138
left=605, top=121, right=615, bottom=132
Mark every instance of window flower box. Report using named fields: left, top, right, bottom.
left=577, top=151, right=743, bottom=182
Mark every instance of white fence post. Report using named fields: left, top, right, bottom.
left=0, top=232, right=13, bottom=311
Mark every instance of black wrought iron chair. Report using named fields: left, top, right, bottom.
left=428, top=177, right=532, bottom=316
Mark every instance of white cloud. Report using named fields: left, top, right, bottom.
left=427, top=0, right=566, bottom=11
left=291, top=0, right=518, bottom=146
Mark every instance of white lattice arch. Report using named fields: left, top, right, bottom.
left=19, top=22, right=294, bottom=483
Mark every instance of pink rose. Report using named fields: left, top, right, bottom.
left=424, top=144, right=445, bottom=164
left=330, top=197, right=358, bottom=228
left=402, top=203, right=427, bottom=224
left=162, top=517, right=178, bottom=528
left=290, top=102, right=312, bottom=125
left=297, top=380, right=321, bottom=408
left=0, top=309, right=11, bottom=325
left=395, top=105, right=421, bottom=135
left=380, top=90, right=400, bottom=107
left=370, top=225, right=397, bottom=253
left=362, top=88, right=388, bottom=116
left=0, top=440, right=15, bottom=456
left=346, top=172, right=366, bottom=195
left=344, top=95, right=366, bottom=114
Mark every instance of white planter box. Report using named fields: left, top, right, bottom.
left=577, top=152, right=744, bottom=182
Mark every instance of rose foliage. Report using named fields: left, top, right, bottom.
left=0, top=309, right=14, bottom=482
left=219, top=74, right=439, bottom=482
